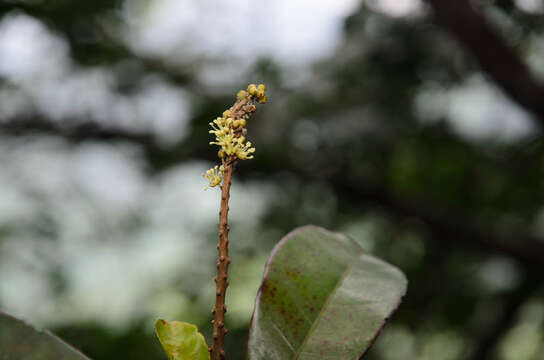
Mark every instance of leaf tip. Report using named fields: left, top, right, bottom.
left=154, top=318, right=210, bottom=360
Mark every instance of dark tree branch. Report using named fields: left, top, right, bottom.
left=0, top=119, right=155, bottom=144
left=330, top=178, right=544, bottom=273
left=426, top=0, right=544, bottom=120
left=2, top=120, right=544, bottom=273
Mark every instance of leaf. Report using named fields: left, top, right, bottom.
left=247, top=225, right=407, bottom=359
left=154, top=318, right=210, bottom=360
left=0, top=312, right=90, bottom=359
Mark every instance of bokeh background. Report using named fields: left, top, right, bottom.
left=1, top=0, right=544, bottom=359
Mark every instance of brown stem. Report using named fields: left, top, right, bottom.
left=209, top=93, right=259, bottom=359
left=210, top=160, right=234, bottom=360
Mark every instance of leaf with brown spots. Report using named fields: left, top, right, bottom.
left=247, top=225, right=407, bottom=359
left=0, top=312, right=91, bottom=360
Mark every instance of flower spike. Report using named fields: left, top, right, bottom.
left=203, top=84, right=266, bottom=189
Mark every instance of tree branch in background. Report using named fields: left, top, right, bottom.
left=331, top=179, right=544, bottom=273
left=3, top=120, right=544, bottom=273
left=426, top=0, right=544, bottom=120
left=0, top=119, right=155, bottom=144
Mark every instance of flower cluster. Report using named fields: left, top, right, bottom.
left=204, top=84, right=266, bottom=189
left=203, top=165, right=225, bottom=188
left=239, top=84, right=267, bottom=104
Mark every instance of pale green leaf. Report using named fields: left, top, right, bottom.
left=247, top=225, right=407, bottom=359
left=154, top=318, right=210, bottom=360
left=0, top=312, right=90, bottom=359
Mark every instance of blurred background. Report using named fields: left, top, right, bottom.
left=0, top=0, right=543, bottom=359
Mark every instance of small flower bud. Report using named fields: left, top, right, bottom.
left=223, top=110, right=231, bottom=118
left=258, top=95, right=267, bottom=104
left=233, top=120, right=240, bottom=128
left=247, top=84, right=257, bottom=95
left=218, top=149, right=225, bottom=158
left=257, top=84, right=266, bottom=92
left=237, top=90, right=248, bottom=100
left=239, top=118, right=247, bottom=127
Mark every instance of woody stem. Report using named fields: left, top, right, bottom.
left=211, top=160, right=234, bottom=360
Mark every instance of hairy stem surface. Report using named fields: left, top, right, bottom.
left=211, top=161, right=234, bottom=360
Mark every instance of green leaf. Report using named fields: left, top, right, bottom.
left=154, top=318, right=210, bottom=360
left=0, top=312, right=90, bottom=359
left=247, top=225, right=407, bottom=359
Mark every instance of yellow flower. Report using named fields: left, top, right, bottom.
left=247, top=84, right=257, bottom=96
left=234, top=141, right=256, bottom=160
left=237, top=90, right=248, bottom=100
left=203, top=166, right=223, bottom=189
left=203, top=84, right=266, bottom=189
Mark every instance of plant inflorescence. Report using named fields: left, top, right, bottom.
left=203, top=83, right=266, bottom=189
left=205, top=84, right=266, bottom=360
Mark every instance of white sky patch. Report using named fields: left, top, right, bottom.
left=365, top=0, right=425, bottom=17
left=514, top=0, right=544, bottom=14
left=123, top=0, right=360, bottom=65
left=415, top=75, right=535, bottom=142
left=0, top=14, right=68, bottom=80
left=70, top=144, right=146, bottom=212
left=0, top=14, right=191, bottom=144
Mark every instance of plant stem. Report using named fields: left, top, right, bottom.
left=211, top=161, right=234, bottom=360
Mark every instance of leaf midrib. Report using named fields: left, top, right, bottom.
left=292, top=253, right=361, bottom=359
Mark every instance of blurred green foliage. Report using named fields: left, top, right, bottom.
left=0, top=1, right=544, bottom=359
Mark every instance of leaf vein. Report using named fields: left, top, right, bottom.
left=272, top=321, right=296, bottom=354
left=293, top=254, right=361, bottom=359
